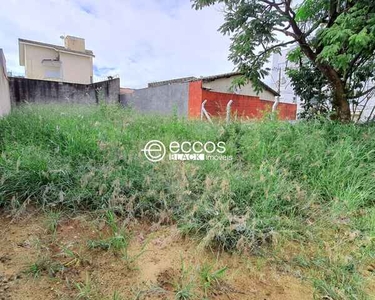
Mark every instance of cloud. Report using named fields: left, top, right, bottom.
left=0, top=0, right=233, bottom=88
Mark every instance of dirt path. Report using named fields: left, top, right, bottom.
left=0, top=211, right=313, bottom=299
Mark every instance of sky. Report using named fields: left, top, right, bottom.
left=0, top=0, right=235, bottom=88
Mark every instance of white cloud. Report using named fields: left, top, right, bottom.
left=0, top=0, right=233, bottom=88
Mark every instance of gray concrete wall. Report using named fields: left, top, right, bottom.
left=9, top=77, right=120, bottom=105
left=0, top=49, right=11, bottom=117
left=120, top=82, right=189, bottom=116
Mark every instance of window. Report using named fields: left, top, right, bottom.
left=42, top=59, right=62, bottom=80
left=45, top=68, right=61, bottom=79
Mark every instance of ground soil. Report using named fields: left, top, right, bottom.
left=0, top=210, right=314, bottom=300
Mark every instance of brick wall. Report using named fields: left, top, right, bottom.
left=188, top=80, right=203, bottom=118
left=188, top=80, right=297, bottom=120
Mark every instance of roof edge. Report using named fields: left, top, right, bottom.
left=18, top=38, right=95, bottom=57
left=148, top=76, right=197, bottom=87
left=201, top=72, right=280, bottom=96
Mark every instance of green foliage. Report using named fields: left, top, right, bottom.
left=287, top=61, right=331, bottom=119
left=316, top=3, right=375, bottom=75
left=2, top=104, right=375, bottom=298
left=295, top=0, right=330, bottom=22
left=2, top=105, right=375, bottom=245
left=312, top=259, right=366, bottom=300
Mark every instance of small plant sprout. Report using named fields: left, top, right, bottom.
left=75, top=272, right=98, bottom=299
left=198, top=263, right=227, bottom=296
left=25, top=262, right=42, bottom=278
left=173, top=256, right=197, bottom=300
left=62, top=246, right=90, bottom=268
left=45, top=210, right=61, bottom=236
left=25, top=257, right=65, bottom=278
left=111, top=291, right=123, bottom=300
left=88, top=210, right=130, bottom=254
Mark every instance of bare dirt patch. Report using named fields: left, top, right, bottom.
left=0, top=211, right=313, bottom=299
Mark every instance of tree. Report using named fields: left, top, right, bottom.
left=287, top=52, right=375, bottom=122
left=192, top=0, right=375, bottom=122
left=287, top=60, right=331, bottom=120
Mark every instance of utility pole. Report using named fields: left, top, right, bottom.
left=272, top=66, right=282, bottom=115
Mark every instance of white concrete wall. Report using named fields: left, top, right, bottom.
left=271, top=48, right=300, bottom=106
left=60, top=52, right=93, bottom=84
left=0, top=49, right=11, bottom=117
left=24, top=44, right=59, bottom=81
left=202, top=75, right=276, bottom=101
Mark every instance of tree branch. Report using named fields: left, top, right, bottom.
left=274, top=28, right=299, bottom=39
left=257, top=40, right=297, bottom=57
left=348, top=85, right=375, bottom=99
left=344, top=50, right=364, bottom=83
left=304, top=18, right=326, bottom=38
left=259, top=0, right=287, bottom=15
left=244, top=39, right=298, bottom=73
left=327, top=0, right=340, bottom=27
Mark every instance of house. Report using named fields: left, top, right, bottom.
left=120, top=87, right=134, bottom=95
left=200, top=72, right=278, bottom=101
left=121, top=72, right=297, bottom=120
left=18, top=36, right=94, bottom=84
left=147, top=72, right=278, bottom=101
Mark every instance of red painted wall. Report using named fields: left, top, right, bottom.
left=188, top=80, right=203, bottom=118
left=188, top=81, right=297, bottom=120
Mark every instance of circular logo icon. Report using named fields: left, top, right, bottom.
left=142, top=140, right=166, bottom=162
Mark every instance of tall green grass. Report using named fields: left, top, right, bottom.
left=1, top=103, right=375, bottom=298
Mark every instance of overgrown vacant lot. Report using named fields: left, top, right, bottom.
left=0, top=104, right=375, bottom=299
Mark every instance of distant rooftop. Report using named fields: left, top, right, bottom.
left=148, top=76, right=196, bottom=88
left=148, top=72, right=279, bottom=96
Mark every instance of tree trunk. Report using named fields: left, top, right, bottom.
left=306, top=53, right=351, bottom=121
left=331, top=81, right=351, bottom=122
left=294, top=39, right=352, bottom=122
left=312, top=62, right=351, bottom=121
left=319, top=65, right=351, bottom=121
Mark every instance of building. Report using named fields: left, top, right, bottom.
left=121, top=72, right=297, bottom=120
left=200, top=72, right=277, bottom=102
left=18, top=36, right=94, bottom=84
left=271, top=48, right=300, bottom=106
left=120, top=87, right=134, bottom=95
